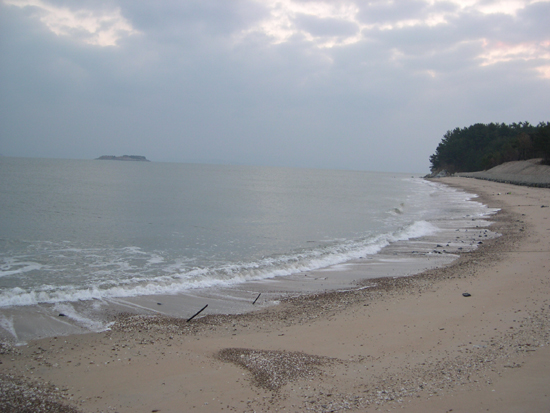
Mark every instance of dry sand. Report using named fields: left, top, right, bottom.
left=1, top=177, right=549, bottom=413
left=456, top=158, right=550, bottom=187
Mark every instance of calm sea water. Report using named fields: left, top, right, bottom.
left=0, top=157, right=492, bottom=312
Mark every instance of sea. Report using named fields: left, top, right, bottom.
left=0, top=157, right=498, bottom=343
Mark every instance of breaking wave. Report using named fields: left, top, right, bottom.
left=0, top=220, right=438, bottom=307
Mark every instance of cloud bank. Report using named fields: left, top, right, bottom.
left=1, top=0, right=549, bottom=172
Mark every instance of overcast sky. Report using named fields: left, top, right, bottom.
left=1, top=0, right=549, bottom=173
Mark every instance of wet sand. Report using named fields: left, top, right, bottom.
left=1, top=177, right=550, bottom=412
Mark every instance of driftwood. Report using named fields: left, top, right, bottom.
left=253, top=293, right=261, bottom=305
left=187, top=304, right=208, bottom=322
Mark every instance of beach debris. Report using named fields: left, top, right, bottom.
left=462, top=293, right=471, bottom=297
left=187, top=304, right=208, bottom=322
left=253, top=293, right=261, bottom=305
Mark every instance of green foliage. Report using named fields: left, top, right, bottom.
left=429, top=122, right=550, bottom=172
left=533, top=123, right=550, bottom=164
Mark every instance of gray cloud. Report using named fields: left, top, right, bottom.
left=1, top=0, right=549, bottom=173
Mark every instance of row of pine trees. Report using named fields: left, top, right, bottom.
left=429, top=122, right=550, bottom=173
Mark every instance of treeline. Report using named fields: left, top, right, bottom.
left=429, top=122, right=550, bottom=173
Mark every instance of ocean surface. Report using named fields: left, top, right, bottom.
left=0, top=157, right=497, bottom=342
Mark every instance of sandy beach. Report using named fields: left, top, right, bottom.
left=1, top=177, right=550, bottom=413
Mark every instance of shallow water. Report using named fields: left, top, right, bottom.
left=0, top=158, right=498, bottom=342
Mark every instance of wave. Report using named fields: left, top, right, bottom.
left=0, top=261, right=43, bottom=278
left=0, top=220, right=439, bottom=308
left=53, top=302, right=112, bottom=332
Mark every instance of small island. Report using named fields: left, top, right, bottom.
left=95, top=155, right=150, bottom=162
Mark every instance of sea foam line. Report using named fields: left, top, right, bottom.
left=0, top=220, right=439, bottom=308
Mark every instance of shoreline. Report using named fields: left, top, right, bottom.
left=1, top=177, right=550, bottom=412
left=0, top=177, right=497, bottom=345
left=0, top=201, right=495, bottom=345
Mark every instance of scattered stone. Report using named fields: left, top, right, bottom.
left=0, top=373, right=80, bottom=413
left=217, top=348, right=332, bottom=391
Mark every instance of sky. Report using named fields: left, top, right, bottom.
left=1, top=0, right=549, bottom=173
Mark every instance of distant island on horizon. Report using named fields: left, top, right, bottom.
left=95, top=155, right=150, bottom=162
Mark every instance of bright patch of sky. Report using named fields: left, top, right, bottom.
left=479, top=40, right=550, bottom=67
left=458, top=0, right=543, bottom=15
left=5, top=0, right=548, bottom=71
left=4, top=0, right=138, bottom=46
left=238, top=0, right=550, bottom=78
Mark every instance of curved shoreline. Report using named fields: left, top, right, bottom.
left=0, top=178, right=495, bottom=344
left=1, top=178, right=550, bottom=412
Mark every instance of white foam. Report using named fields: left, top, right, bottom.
left=0, top=260, right=42, bottom=277
left=147, top=254, right=165, bottom=264
left=0, top=220, right=441, bottom=307
left=0, top=314, right=18, bottom=340
left=53, top=303, right=109, bottom=331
